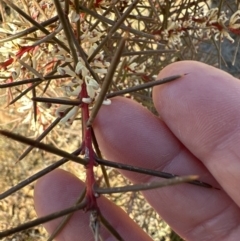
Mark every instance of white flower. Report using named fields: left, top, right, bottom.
left=57, top=66, right=76, bottom=77
left=229, top=10, right=240, bottom=30
left=82, top=97, right=92, bottom=104
left=11, top=65, right=21, bottom=80
left=60, top=106, right=79, bottom=125
left=102, top=99, right=111, bottom=105
left=69, top=10, right=80, bottom=23
left=167, top=32, right=183, bottom=48
left=94, top=68, right=108, bottom=74
left=56, top=55, right=73, bottom=62
left=85, top=76, right=99, bottom=98
left=214, top=29, right=234, bottom=43
left=70, top=85, right=82, bottom=96
left=206, top=8, right=219, bottom=24
left=17, top=102, right=32, bottom=113
left=128, top=62, right=138, bottom=71
left=81, top=29, right=104, bottom=44
left=166, top=18, right=181, bottom=31
left=57, top=66, right=66, bottom=75
left=88, top=43, right=98, bottom=56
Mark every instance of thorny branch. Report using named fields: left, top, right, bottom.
left=0, top=0, right=239, bottom=240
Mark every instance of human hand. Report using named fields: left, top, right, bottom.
left=34, top=61, right=240, bottom=241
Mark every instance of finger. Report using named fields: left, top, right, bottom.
left=93, top=96, right=240, bottom=240
left=34, top=169, right=152, bottom=241
left=153, top=60, right=240, bottom=207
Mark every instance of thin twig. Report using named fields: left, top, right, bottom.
left=2, top=0, right=69, bottom=52
left=91, top=129, right=110, bottom=188
left=8, top=62, right=69, bottom=105
left=79, top=4, right=158, bottom=40
left=95, top=175, right=199, bottom=194
left=47, top=188, right=86, bottom=241
left=32, top=24, right=63, bottom=46
left=107, top=74, right=185, bottom=98
left=0, top=16, right=59, bottom=44
left=88, top=0, right=139, bottom=62
left=53, top=0, right=78, bottom=64
left=0, top=130, right=87, bottom=165
left=87, top=36, right=126, bottom=126
left=120, top=49, right=175, bottom=56
left=18, top=107, right=74, bottom=161
left=0, top=75, right=69, bottom=88
left=96, top=158, right=219, bottom=189
left=32, top=97, right=81, bottom=106
left=99, top=211, right=124, bottom=241
left=0, top=148, right=82, bottom=200
left=17, top=58, right=46, bottom=81
left=0, top=199, right=87, bottom=238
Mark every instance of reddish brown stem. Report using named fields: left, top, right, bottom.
left=80, top=83, right=98, bottom=211
left=0, top=46, right=35, bottom=70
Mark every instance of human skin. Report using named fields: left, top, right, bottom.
left=34, top=61, right=240, bottom=240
